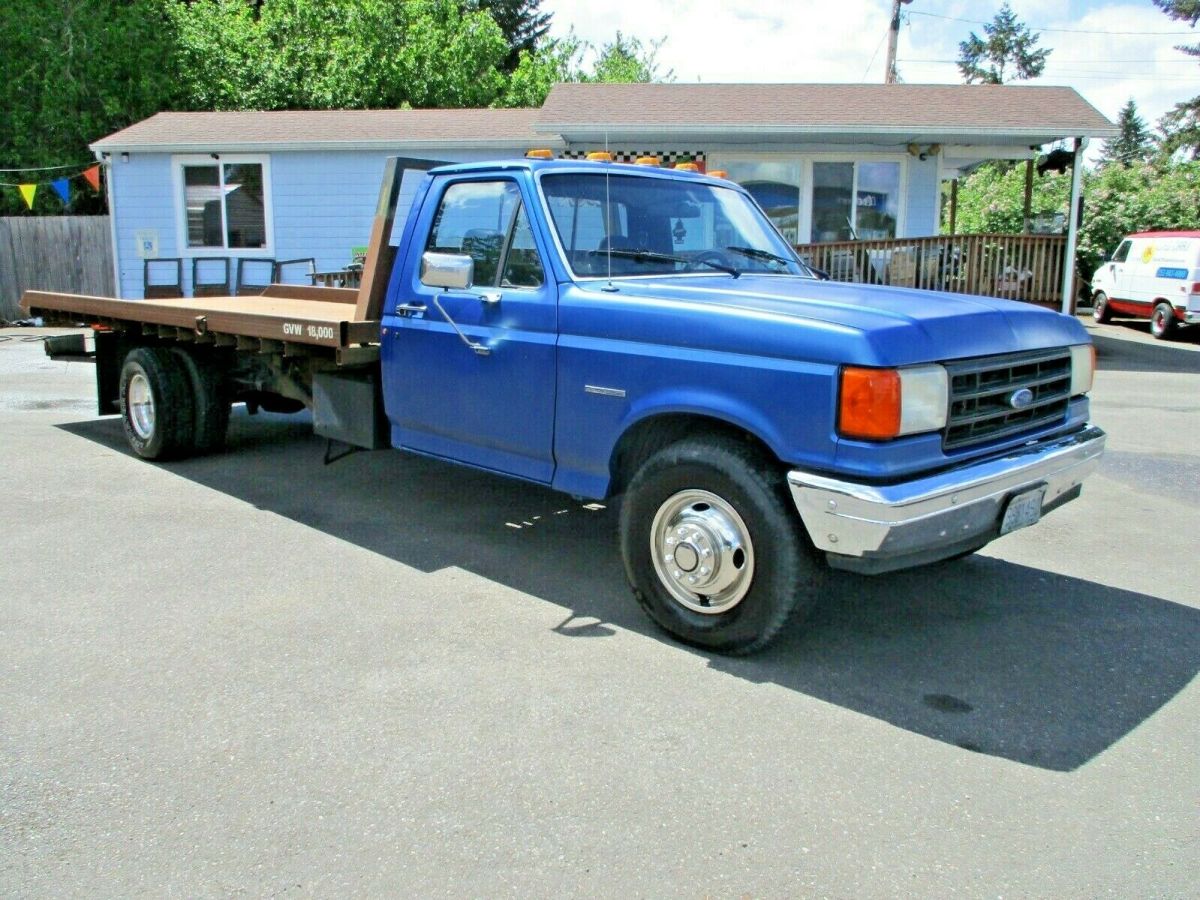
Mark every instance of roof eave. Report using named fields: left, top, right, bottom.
left=89, top=137, right=564, bottom=154
left=534, top=123, right=1118, bottom=140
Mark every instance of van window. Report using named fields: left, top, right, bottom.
left=1112, top=240, right=1132, bottom=264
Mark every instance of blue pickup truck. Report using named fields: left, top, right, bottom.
left=25, top=156, right=1106, bottom=654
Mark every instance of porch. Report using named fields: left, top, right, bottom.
left=794, top=233, right=1074, bottom=309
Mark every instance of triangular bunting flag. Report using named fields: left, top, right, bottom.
left=51, top=178, right=70, bottom=203
left=81, top=165, right=101, bottom=192
left=18, top=184, right=37, bottom=209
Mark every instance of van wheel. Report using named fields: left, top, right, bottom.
left=1150, top=302, right=1176, bottom=339
left=619, top=436, right=817, bottom=655
left=1092, top=292, right=1112, bottom=323
left=119, top=347, right=196, bottom=460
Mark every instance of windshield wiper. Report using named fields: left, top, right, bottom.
left=591, top=248, right=741, bottom=278
left=725, top=245, right=793, bottom=267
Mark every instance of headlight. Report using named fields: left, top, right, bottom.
left=839, top=364, right=948, bottom=440
left=1069, top=343, right=1096, bottom=395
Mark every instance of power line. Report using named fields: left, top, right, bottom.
left=901, top=57, right=1198, bottom=64
left=909, top=9, right=1198, bottom=36
left=0, top=161, right=94, bottom=174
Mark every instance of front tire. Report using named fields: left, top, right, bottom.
left=118, top=346, right=196, bottom=460
left=619, top=436, right=817, bottom=655
left=1150, top=302, right=1176, bottom=339
left=1092, top=292, right=1112, bottom=323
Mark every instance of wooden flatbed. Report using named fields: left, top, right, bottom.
left=21, top=156, right=413, bottom=368
left=24, top=285, right=381, bottom=365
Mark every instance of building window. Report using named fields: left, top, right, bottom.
left=812, top=161, right=900, bottom=242
left=176, top=156, right=271, bottom=251
left=713, top=159, right=802, bottom=244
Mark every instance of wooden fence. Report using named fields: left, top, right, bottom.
left=794, top=233, right=1071, bottom=307
left=0, top=216, right=113, bottom=322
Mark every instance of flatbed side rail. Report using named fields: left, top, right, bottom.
left=21, top=290, right=380, bottom=359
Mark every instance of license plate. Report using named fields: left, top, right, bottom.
left=1000, top=487, right=1046, bottom=535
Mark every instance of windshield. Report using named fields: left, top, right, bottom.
left=540, top=172, right=809, bottom=279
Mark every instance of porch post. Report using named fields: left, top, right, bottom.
left=1022, top=159, right=1034, bottom=234
left=948, top=178, right=958, bottom=236
left=1059, top=137, right=1085, bottom=314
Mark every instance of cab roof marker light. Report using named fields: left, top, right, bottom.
left=635, top=156, right=661, bottom=166
left=525, top=149, right=554, bottom=159
left=586, top=151, right=613, bottom=162
left=674, top=162, right=700, bottom=172
left=708, top=169, right=728, bottom=178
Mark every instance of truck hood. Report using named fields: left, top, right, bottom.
left=588, top=274, right=1089, bottom=367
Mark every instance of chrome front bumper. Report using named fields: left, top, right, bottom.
left=787, top=425, right=1106, bottom=574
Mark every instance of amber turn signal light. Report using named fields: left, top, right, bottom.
left=839, top=367, right=902, bottom=440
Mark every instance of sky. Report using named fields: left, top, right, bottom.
left=539, top=0, right=1198, bottom=145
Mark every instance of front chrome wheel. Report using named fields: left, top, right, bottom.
left=650, top=489, right=755, bottom=614
left=127, top=372, right=155, bottom=440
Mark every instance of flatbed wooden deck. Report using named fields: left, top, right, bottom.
left=22, top=285, right=380, bottom=364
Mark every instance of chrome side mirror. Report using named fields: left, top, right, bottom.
left=420, top=252, right=474, bottom=290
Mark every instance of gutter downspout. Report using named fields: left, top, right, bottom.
left=95, top=150, right=121, bottom=299
left=1060, top=137, right=1086, bottom=315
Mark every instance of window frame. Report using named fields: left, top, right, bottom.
left=707, top=151, right=909, bottom=244
left=171, top=154, right=274, bottom=256
left=424, top=176, right=547, bottom=292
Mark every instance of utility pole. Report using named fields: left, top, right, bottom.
left=885, top=0, right=913, bottom=84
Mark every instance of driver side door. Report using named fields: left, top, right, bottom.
left=381, top=176, right=558, bottom=483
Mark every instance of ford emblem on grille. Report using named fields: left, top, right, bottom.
left=1009, top=387, right=1035, bottom=409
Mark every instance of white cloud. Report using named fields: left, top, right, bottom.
left=539, top=0, right=1198, bottom=134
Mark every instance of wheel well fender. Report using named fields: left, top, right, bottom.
left=608, top=407, right=781, bottom=498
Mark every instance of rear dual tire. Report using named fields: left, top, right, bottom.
left=118, top=346, right=229, bottom=460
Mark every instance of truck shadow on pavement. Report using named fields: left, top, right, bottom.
left=61, top=412, right=1200, bottom=773
left=1092, top=329, right=1200, bottom=374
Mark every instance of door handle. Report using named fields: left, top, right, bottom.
left=395, top=303, right=426, bottom=316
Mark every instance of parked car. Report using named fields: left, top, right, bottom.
left=1091, top=231, right=1200, bottom=338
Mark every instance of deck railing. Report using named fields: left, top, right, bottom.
left=794, top=233, right=1070, bottom=307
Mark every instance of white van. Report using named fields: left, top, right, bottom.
left=1091, top=231, right=1200, bottom=339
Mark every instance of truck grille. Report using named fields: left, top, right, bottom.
left=943, top=349, right=1072, bottom=451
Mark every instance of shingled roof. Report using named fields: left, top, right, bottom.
left=92, top=108, right=553, bottom=153
left=536, top=83, right=1116, bottom=145
left=91, top=83, right=1115, bottom=153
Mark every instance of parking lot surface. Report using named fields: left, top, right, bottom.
left=1, top=320, right=1197, bottom=897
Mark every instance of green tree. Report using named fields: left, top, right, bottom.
left=587, top=32, right=672, bottom=84
left=945, top=162, right=1072, bottom=235
left=957, top=2, right=1051, bottom=84
left=472, top=0, right=551, bottom=70
left=498, top=28, right=672, bottom=107
left=0, top=0, right=180, bottom=215
left=169, top=0, right=511, bottom=111
left=1152, top=1, right=1200, bottom=157
left=1099, top=99, right=1154, bottom=166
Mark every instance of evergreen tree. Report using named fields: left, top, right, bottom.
left=1100, top=99, right=1154, bottom=166
left=473, top=0, right=551, bottom=71
left=1152, top=1, right=1200, bottom=157
left=957, top=2, right=1051, bottom=84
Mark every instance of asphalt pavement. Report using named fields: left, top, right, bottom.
left=1, top=319, right=1197, bottom=897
